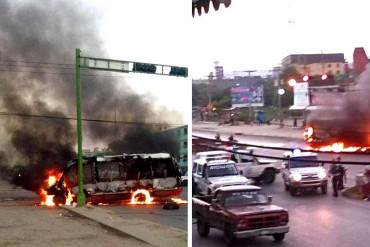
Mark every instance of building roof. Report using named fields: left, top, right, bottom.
left=284, top=53, right=345, bottom=65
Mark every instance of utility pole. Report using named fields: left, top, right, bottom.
left=75, top=48, right=85, bottom=207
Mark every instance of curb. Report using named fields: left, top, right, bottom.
left=60, top=205, right=187, bottom=247
left=341, top=186, right=367, bottom=200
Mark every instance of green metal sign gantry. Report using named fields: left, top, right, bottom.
left=74, top=48, right=188, bottom=206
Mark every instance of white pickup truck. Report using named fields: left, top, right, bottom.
left=192, top=158, right=251, bottom=195
left=195, top=150, right=280, bottom=184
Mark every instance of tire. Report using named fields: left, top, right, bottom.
left=262, top=169, right=276, bottom=184
left=290, top=187, right=297, bottom=196
left=284, top=183, right=289, bottom=191
left=273, top=233, right=285, bottom=242
left=321, top=185, right=327, bottom=195
left=224, top=228, right=235, bottom=245
left=197, top=217, right=210, bottom=238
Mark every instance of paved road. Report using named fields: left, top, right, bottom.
left=192, top=131, right=370, bottom=247
left=106, top=187, right=188, bottom=231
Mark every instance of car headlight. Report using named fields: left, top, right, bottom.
left=318, top=170, right=326, bottom=179
left=291, top=173, right=302, bottom=182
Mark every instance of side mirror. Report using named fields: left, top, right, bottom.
left=267, top=195, right=272, bottom=204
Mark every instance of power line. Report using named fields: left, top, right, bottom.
left=0, top=112, right=185, bottom=127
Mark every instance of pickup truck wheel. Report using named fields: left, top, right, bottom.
left=197, top=217, right=210, bottom=237
left=290, top=187, right=297, bottom=196
left=262, top=169, right=276, bottom=184
left=284, top=183, right=289, bottom=191
left=273, top=233, right=285, bottom=242
left=321, top=185, right=327, bottom=194
left=224, top=228, right=235, bottom=245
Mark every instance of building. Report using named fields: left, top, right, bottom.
left=353, top=47, right=369, bottom=76
left=282, top=53, right=346, bottom=77
left=159, top=125, right=188, bottom=172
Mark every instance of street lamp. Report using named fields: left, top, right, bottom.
left=288, top=79, right=297, bottom=87
left=278, top=88, right=285, bottom=95
left=278, top=88, right=285, bottom=128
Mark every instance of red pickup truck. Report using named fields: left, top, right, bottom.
left=193, top=185, right=289, bottom=245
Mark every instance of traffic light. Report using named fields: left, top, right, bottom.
left=132, top=63, right=157, bottom=74
left=192, top=0, right=232, bottom=17
left=169, top=66, right=188, bottom=77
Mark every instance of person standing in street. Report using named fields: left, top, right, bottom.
left=337, top=157, right=347, bottom=190
left=329, top=158, right=341, bottom=197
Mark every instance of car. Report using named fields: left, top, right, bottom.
left=193, top=185, right=289, bottom=245
left=228, top=147, right=281, bottom=184
left=282, top=150, right=328, bottom=196
left=192, top=158, right=251, bottom=195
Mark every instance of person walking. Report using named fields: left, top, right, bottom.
left=329, top=158, right=341, bottom=197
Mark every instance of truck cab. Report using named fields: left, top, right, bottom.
left=193, top=185, right=289, bottom=244
left=192, top=158, right=250, bottom=195
left=282, top=150, right=327, bottom=196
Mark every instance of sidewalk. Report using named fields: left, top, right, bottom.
left=193, top=121, right=303, bottom=140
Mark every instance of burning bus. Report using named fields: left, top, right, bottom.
left=42, top=153, right=183, bottom=205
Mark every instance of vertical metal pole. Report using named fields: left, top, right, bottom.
left=278, top=74, right=283, bottom=128
left=75, top=48, right=85, bottom=207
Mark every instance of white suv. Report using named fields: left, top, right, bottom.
left=282, top=151, right=327, bottom=196
left=192, top=159, right=250, bottom=195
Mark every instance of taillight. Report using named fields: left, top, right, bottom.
left=237, top=218, right=249, bottom=230
left=280, top=212, right=289, bottom=224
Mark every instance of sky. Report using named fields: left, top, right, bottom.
left=85, top=0, right=191, bottom=123
left=191, top=0, right=370, bottom=78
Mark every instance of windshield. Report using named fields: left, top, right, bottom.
left=289, top=156, right=319, bottom=168
left=224, top=191, right=268, bottom=207
left=207, top=164, right=238, bottom=177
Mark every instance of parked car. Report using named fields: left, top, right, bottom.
left=193, top=185, right=289, bottom=245
left=192, top=158, right=250, bottom=195
left=282, top=151, right=327, bottom=196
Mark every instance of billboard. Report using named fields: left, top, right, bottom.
left=231, top=84, right=264, bottom=107
left=290, top=82, right=309, bottom=110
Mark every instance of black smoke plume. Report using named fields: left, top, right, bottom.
left=0, top=0, right=183, bottom=191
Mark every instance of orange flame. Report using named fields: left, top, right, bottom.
left=171, top=198, right=187, bottom=204
left=130, top=189, right=153, bottom=205
left=39, top=172, right=74, bottom=207
left=40, top=189, right=55, bottom=207
left=48, top=176, right=57, bottom=187
left=316, top=142, right=361, bottom=153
